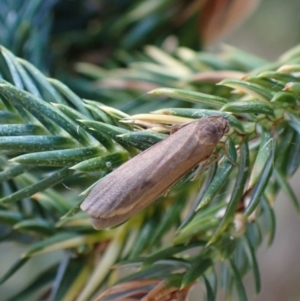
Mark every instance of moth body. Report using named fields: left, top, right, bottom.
left=81, top=116, right=229, bottom=229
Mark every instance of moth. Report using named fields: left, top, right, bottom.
left=81, top=116, right=229, bottom=229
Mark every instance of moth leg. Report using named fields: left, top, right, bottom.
left=191, top=164, right=205, bottom=181
left=170, top=120, right=194, bottom=134
left=170, top=125, right=182, bottom=134
left=191, top=153, right=220, bottom=181
left=218, top=141, right=235, bottom=165
left=191, top=141, right=235, bottom=181
left=163, top=189, right=170, bottom=197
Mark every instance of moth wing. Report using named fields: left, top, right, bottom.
left=81, top=121, right=201, bottom=217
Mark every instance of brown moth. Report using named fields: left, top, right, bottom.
left=81, top=116, right=229, bottom=229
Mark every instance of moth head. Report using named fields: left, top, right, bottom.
left=204, top=116, right=230, bottom=140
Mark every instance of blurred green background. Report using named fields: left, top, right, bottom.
left=225, top=0, right=300, bottom=60
left=224, top=1, right=300, bottom=301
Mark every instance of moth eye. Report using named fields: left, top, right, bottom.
left=106, top=161, right=112, bottom=168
